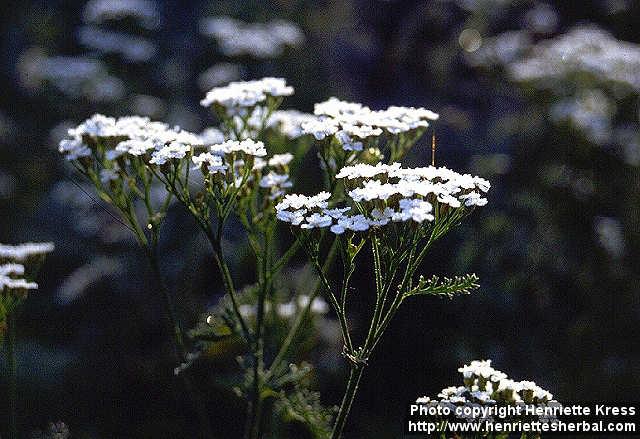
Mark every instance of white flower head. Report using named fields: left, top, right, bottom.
left=0, top=242, right=55, bottom=261
left=192, top=152, right=228, bottom=174
left=200, top=78, right=293, bottom=111
left=210, top=139, right=267, bottom=157
left=115, top=138, right=156, bottom=156
left=150, top=142, right=191, bottom=165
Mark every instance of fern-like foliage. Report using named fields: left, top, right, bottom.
left=403, top=273, right=480, bottom=300
left=273, top=385, right=336, bottom=439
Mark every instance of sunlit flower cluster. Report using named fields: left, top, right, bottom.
left=200, top=16, right=304, bottom=59
left=59, top=114, right=202, bottom=164
left=276, top=163, right=489, bottom=234
left=200, top=78, right=294, bottom=115
left=416, top=360, right=557, bottom=423
left=302, top=97, right=439, bottom=151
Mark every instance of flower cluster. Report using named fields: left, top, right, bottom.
left=509, top=25, right=640, bottom=92
left=0, top=263, right=37, bottom=291
left=200, top=16, right=304, bottom=59
left=416, top=360, right=558, bottom=423
left=276, top=163, right=489, bottom=234
left=190, top=141, right=295, bottom=201
left=266, top=110, right=320, bottom=139
left=237, top=294, right=329, bottom=319
left=302, top=97, right=439, bottom=151
left=59, top=114, right=202, bottom=164
left=17, top=50, right=125, bottom=102
left=200, top=78, right=294, bottom=115
left=78, top=25, right=158, bottom=63
left=0, top=242, right=55, bottom=263
left=1, top=242, right=53, bottom=336
left=82, top=0, right=161, bottom=30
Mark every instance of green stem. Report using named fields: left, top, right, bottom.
left=330, top=364, right=365, bottom=439
left=246, top=228, right=272, bottom=439
left=266, top=238, right=339, bottom=380
left=211, top=237, right=252, bottom=343
left=6, top=312, right=17, bottom=439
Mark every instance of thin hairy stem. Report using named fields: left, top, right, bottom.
left=330, top=364, right=365, bottom=439
left=6, top=312, right=18, bottom=439
left=266, top=238, right=339, bottom=380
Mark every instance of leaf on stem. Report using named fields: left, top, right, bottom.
left=403, top=273, right=480, bottom=300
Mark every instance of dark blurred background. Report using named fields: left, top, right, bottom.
left=1, top=0, right=639, bottom=437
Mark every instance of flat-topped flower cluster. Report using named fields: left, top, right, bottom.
left=276, top=163, right=490, bottom=234
left=416, top=360, right=557, bottom=422
left=301, top=97, right=439, bottom=152
left=59, top=114, right=203, bottom=163
left=200, top=77, right=294, bottom=114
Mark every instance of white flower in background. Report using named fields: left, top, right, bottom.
left=200, top=16, right=304, bottom=59
left=297, top=295, right=329, bottom=314
left=17, top=49, right=125, bottom=103
left=277, top=295, right=329, bottom=318
left=0, top=242, right=55, bottom=261
left=465, top=30, right=533, bottom=67
left=82, top=0, right=161, bottom=30
left=594, top=216, right=625, bottom=259
left=268, top=153, right=294, bottom=167
left=200, top=78, right=294, bottom=112
left=267, top=110, right=319, bottom=139
left=198, top=63, right=243, bottom=91
left=509, top=25, right=640, bottom=92
left=259, top=172, right=292, bottom=189
left=198, top=127, right=225, bottom=146
left=77, top=26, right=158, bottom=63
left=550, top=89, right=613, bottom=144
